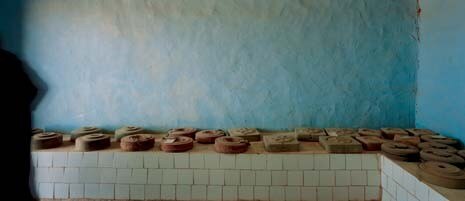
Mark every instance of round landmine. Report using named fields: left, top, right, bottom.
left=168, top=128, right=197, bottom=139
left=458, top=150, right=465, bottom=159
left=32, top=132, right=63, bottom=149
left=71, top=126, right=102, bottom=142
left=214, top=136, right=250, bottom=154
left=418, top=142, right=457, bottom=153
left=75, top=134, right=111, bottom=151
left=393, top=135, right=420, bottom=146
left=419, top=161, right=465, bottom=189
left=32, top=128, right=44, bottom=135
left=420, top=149, right=465, bottom=167
left=381, top=142, right=419, bottom=161
left=421, top=135, right=459, bottom=147
left=160, top=136, right=194, bottom=152
left=358, top=128, right=382, bottom=137
left=195, top=130, right=225, bottom=144
left=115, top=126, right=144, bottom=142
left=120, top=134, right=155, bottom=151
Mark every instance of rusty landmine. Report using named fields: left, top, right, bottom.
left=71, top=126, right=102, bottom=142
left=319, top=136, right=363, bottom=153
left=418, top=142, right=457, bottom=153
left=168, top=127, right=197, bottom=139
left=195, top=130, right=225, bottom=144
left=228, top=128, right=261, bottom=142
left=393, top=135, right=420, bottom=146
left=325, top=128, right=359, bottom=137
left=32, top=128, right=44, bottom=135
left=120, top=134, right=155, bottom=151
left=355, top=136, right=385, bottom=151
left=32, top=132, right=64, bottom=149
left=420, top=149, right=465, bottom=167
left=406, top=128, right=436, bottom=136
left=419, top=161, right=465, bottom=189
left=115, top=126, right=144, bottom=142
left=357, top=128, right=382, bottom=137
left=160, top=136, right=193, bottom=152
left=214, top=136, right=250, bottom=154
left=295, top=128, right=326, bottom=142
left=381, top=142, right=419, bottom=161
left=381, top=128, right=409, bottom=140
left=263, top=133, right=300, bottom=152
left=75, top=133, right=111, bottom=152
left=421, top=135, right=459, bottom=146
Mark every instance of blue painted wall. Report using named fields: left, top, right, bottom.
left=0, top=0, right=23, bottom=54
left=18, top=0, right=418, bottom=131
left=416, top=0, right=465, bottom=141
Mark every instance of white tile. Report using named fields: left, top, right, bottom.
left=383, top=156, right=394, bottom=176
left=84, top=183, right=99, bottom=198
left=205, top=153, right=220, bottom=169
left=81, top=152, right=98, bottom=167
left=67, top=152, right=82, bottom=167
left=64, top=168, right=79, bottom=183
left=387, top=177, right=397, bottom=198
left=194, top=169, right=209, bottom=184
left=254, top=186, right=269, bottom=201
left=285, top=186, right=301, bottom=201
left=415, top=181, right=429, bottom=201
left=314, top=154, right=330, bottom=169
left=304, top=171, right=319, bottom=186
left=192, top=185, right=207, bottom=200
left=317, top=187, right=333, bottom=201
left=270, top=186, right=285, bottom=201
left=115, top=184, right=130, bottom=199
left=69, top=184, right=84, bottom=198
left=174, top=153, right=189, bottom=168
left=225, top=170, right=240, bottom=185
left=330, top=154, right=346, bottom=170
left=99, top=184, right=114, bottom=199
left=161, top=185, right=176, bottom=200
left=114, top=152, right=129, bottom=168
left=241, top=170, right=256, bottom=185
left=145, top=185, right=161, bottom=200
left=189, top=153, right=205, bottom=168
left=346, top=154, right=362, bottom=170
left=54, top=183, right=69, bottom=199
left=255, top=170, right=272, bottom=186
left=362, top=154, right=378, bottom=170
left=100, top=168, right=116, bottom=183
left=79, top=168, right=100, bottom=183
left=148, top=169, right=163, bottom=184
left=163, top=169, right=178, bottom=184
left=236, top=154, right=251, bottom=169
left=98, top=152, right=114, bottom=168
left=267, top=154, right=283, bottom=170
left=429, top=189, right=447, bottom=201
left=283, top=155, right=299, bottom=170
left=272, top=171, right=287, bottom=186
left=31, top=152, right=38, bottom=167
left=159, top=153, right=174, bottom=168
left=382, top=190, right=393, bottom=201
left=207, top=185, right=222, bottom=201
left=220, top=154, right=236, bottom=169
left=239, top=186, right=254, bottom=201
left=393, top=163, right=405, bottom=184
left=143, top=152, right=158, bottom=168
left=404, top=171, right=417, bottom=194
left=50, top=167, right=65, bottom=182
left=176, top=185, right=191, bottom=201
left=210, top=169, right=225, bottom=185
left=319, top=170, right=335, bottom=186
left=35, top=167, right=50, bottom=182
left=408, top=192, right=420, bottom=201
left=335, top=170, right=350, bottom=186
left=38, top=152, right=53, bottom=167
left=397, top=185, right=408, bottom=201
left=178, top=169, right=194, bottom=184
left=117, top=168, right=132, bottom=184
left=288, top=171, right=303, bottom=186
left=365, top=186, right=380, bottom=201
left=52, top=152, right=67, bottom=167
left=351, top=170, right=367, bottom=185
left=127, top=153, right=144, bottom=168
left=301, top=187, right=317, bottom=201
left=299, top=154, right=314, bottom=170
left=131, top=168, right=147, bottom=184
left=252, top=154, right=267, bottom=170
left=349, top=186, right=365, bottom=201
left=223, top=186, right=238, bottom=201
left=367, top=170, right=380, bottom=186
left=333, top=186, right=348, bottom=201
left=381, top=172, right=388, bottom=188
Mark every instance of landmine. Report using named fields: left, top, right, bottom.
left=294, top=128, right=326, bottom=142
left=228, top=128, right=261, bottom=142
left=196, top=130, right=225, bottom=144
left=381, top=142, right=419, bottom=161
left=419, top=161, right=465, bottom=189
left=406, top=128, right=436, bottom=136
left=32, top=132, right=63, bottom=149
left=324, top=128, right=359, bottom=137
left=319, top=136, right=363, bottom=153
left=120, top=134, right=155, bottom=151
left=381, top=128, right=409, bottom=140
left=32, top=128, right=44, bottom=135
left=168, top=127, right=197, bottom=139
left=394, top=135, right=420, bottom=146
left=263, top=133, right=300, bottom=152
left=355, top=136, right=385, bottom=151
left=420, top=149, right=465, bottom=168
left=115, top=126, right=144, bottom=142
left=421, top=135, right=460, bottom=147
left=160, top=136, right=193, bottom=152
left=75, top=134, right=111, bottom=152
left=214, top=136, right=250, bottom=154
left=458, top=150, right=465, bottom=159
left=71, top=126, right=102, bottom=142
left=418, top=142, right=457, bottom=153
left=358, top=128, right=382, bottom=137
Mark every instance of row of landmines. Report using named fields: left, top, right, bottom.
left=32, top=127, right=465, bottom=190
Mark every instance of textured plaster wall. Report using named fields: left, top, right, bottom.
left=21, top=0, right=418, bottom=131
left=416, top=0, right=465, bottom=141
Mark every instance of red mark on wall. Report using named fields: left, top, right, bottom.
left=417, top=0, right=422, bottom=16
